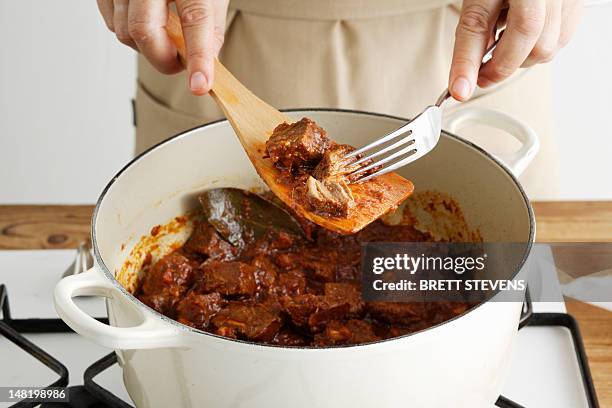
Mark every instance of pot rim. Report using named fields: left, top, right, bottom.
left=91, top=107, right=535, bottom=349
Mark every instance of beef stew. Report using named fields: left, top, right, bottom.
left=135, top=189, right=476, bottom=347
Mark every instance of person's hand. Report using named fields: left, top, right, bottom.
left=97, top=0, right=229, bottom=95
left=449, top=0, right=583, bottom=101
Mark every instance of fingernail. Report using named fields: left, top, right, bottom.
left=189, top=71, right=207, bottom=93
left=451, top=76, right=471, bottom=100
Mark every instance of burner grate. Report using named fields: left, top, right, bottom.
left=0, top=284, right=69, bottom=408
left=493, top=312, right=600, bottom=408
left=83, top=354, right=131, bottom=408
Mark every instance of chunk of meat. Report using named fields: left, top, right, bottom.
left=274, top=252, right=298, bottom=270
left=265, top=118, right=330, bottom=169
left=367, top=302, right=431, bottom=325
left=300, top=248, right=337, bottom=282
left=324, top=282, right=365, bottom=316
left=183, top=220, right=237, bottom=261
left=336, top=265, right=360, bottom=281
left=272, top=329, right=309, bottom=347
left=358, top=221, right=430, bottom=242
left=251, top=253, right=278, bottom=276
left=176, top=292, right=225, bottom=330
left=307, top=297, right=350, bottom=332
left=197, top=261, right=257, bottom=297
left=139, top=251, right=198, bottom=314
left=277, top=270, right=307, bottom=296
left=304, top=143, right=381, bottom=217
left=314, top=320, right=381, bottom=346
left=274, top=241, right=341, bottom=282
left=281, top=294, right=319, bottom=327
left=212, top=302, right=281, bottom=341
left=252, top=257, right=278, bottom=294
left=281, top=293, right=351, bottom=332
left=259, top=293, right=284, bottom=315
left=312, top=144, right=361, bottom=181
left=430, top=302, right=470, bottom=324
left=305, top=176, right=354, bottom=218
left=386, top=322, right=432, bottom=337
left=141, top=252, right=196, bottom=293
left=138, top=293, right=175, bottom=317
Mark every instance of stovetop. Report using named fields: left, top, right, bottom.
left=0, top=250, right=600, bottom=408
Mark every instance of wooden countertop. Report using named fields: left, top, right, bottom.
left=1, top=202, right=611, bottom=404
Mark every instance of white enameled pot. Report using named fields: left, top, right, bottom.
left=55, top=108, right=537, bottom=408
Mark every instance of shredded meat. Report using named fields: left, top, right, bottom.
left=313, top=144, right=362, bottom=181
left=305, top=176, right=354, bottom=217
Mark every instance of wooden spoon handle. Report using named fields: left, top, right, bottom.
left=165, top=12, right=187, bottom=63
left=164, top=11, right=287, bottom=150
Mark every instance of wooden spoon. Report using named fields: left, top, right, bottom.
left=165, top=13, right=414, bottom=234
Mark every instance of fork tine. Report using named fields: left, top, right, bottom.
left=352, top=132, right=414, bottom=166
left=350, top=143, right=418, bottom=177
left=345, top=122, right=415, bottom=158
left=356, top=150, right=419, bottom=183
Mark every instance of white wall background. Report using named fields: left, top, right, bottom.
left=0, top=1, right=135, bottom=204
left=1, top=2, right=611, bottom=204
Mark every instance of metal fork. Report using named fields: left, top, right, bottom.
left=61, top=240, right=93, bottom=278
left=346, top=29, right=504, bottom=183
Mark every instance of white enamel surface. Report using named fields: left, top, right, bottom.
left=443, top=107, right=540, bottom=177
left=55, top=109, right=535, bottom=408
left=114, top=302, right=522, bottom=408
left=54, top=265, right=182, bottom=349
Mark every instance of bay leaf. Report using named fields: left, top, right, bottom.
left=199, top=188, right=303, bottom=248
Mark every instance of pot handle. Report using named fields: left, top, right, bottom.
left=442, top=107, right=539, bottom=177
left=54, top=265, right=183, bottom=349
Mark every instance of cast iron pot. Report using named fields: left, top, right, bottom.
left=55, top=108, right=537, bottom=408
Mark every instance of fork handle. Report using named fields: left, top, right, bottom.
left=436, top=27, right=505, bottom=106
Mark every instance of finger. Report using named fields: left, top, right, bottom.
left=175, top=0, right=215, bottom=95
left=559, top=0, right=583, bottom=48
left=97, top=0, right=115, bottom=31
left=212, top=0, right=229, bottom=56
left=449, top=0, right=502, bottom=101
left=128, top=0, right=183, bottom=74
left=522, top=0, right=561, bottom=67
left=113, top=0, right=137, bottom=49
left=479, top=0, right=546, bottom=87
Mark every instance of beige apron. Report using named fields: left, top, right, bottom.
left=135, top=0, right=558, bottom=200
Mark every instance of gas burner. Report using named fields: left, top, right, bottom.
left=0, top=283, right=600, bottom=408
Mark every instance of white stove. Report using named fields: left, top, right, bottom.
left=0, top=250, right=598, bottom=408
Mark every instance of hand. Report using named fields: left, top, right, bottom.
left=97, top=0, right=229, bottom=95
left=449, top=0, right=583, bottom=101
